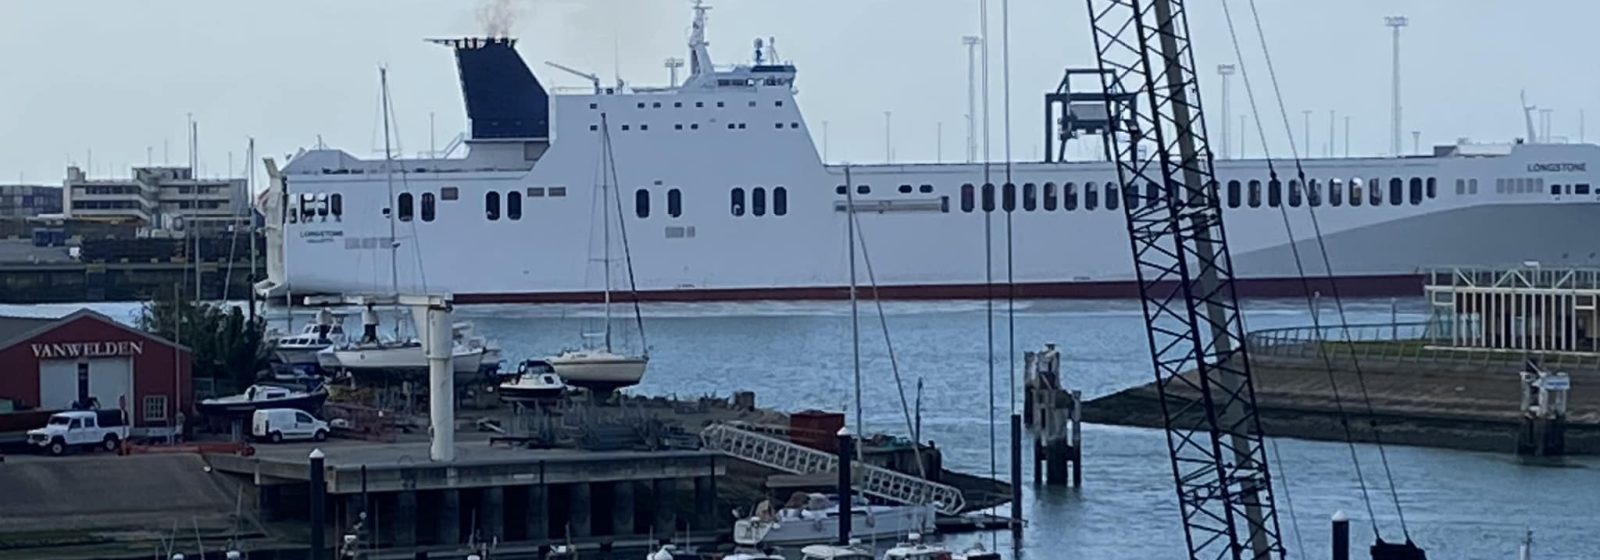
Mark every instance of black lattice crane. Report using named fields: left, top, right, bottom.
left=1081, top=0, right=1285, bottom=558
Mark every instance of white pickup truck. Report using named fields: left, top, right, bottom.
left=26, top=410, right=129, bottom=456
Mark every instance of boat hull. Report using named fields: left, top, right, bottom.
left=547, top=354, right=646, bottom=392
left=196, top=392, right=328, bottom=417
left=274, top=346, right=327, bottom=366
left=321, top=345, right=484, bottom=373
left=734, top=505, right=935, bottom=546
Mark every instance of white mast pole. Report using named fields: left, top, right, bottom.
left=381, top=67, right=399, bottom=298
left=602, top=116, right=614, bottom=353
left=845, top=164, right=861, bottom=444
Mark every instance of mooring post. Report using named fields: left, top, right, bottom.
left=1009, top=413, right=1023, bottom=538
left=1070, top=389, right=1083, bottom=486
left=836, top=427, right=853, bottom=545
left=1331, top=510, right=1349, bottom=560
left=309, top=448, right=327, bottom=560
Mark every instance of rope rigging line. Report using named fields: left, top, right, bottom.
left=1239, top=0, right=1411, bottom=538
left=600, top=119, right=649, bottom=355
left=847, top=207, right=928, bottom=479
left=1219, top=0, right=1412, bottom=541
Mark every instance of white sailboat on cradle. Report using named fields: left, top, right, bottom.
left=547, top=116, right=649, bottom=393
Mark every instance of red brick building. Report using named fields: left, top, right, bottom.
left=0, top=309, right=191, bottom=435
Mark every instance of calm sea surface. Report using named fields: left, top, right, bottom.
left=7, top=298, right=1595, bottom=559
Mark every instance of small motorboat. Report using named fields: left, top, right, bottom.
left=198, top=384, right=328, bottom=417
left=881, top=534, right=1000, bottom=560
left=498, top=361, right=569, bottom=404
left=273, top=322, right=348, bottom=366
left=454, top=321, right=504, bottom=372
left=734, top=493, right=935, bottom=547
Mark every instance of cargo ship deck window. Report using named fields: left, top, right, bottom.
left=330, top=194, right=343, bottom=217
left=1349, top=179, right=1363, bottom=206
left=485, top=191, right=501, bottom=221
left=982, top=183, right=996, bottom=212
left=668, top=188, right=683, bottom=217
left=1105, top=184, right=1120, bottom=211
left=1146, top=182, right=1160, bottom=208
left=1370, top=178, right=1384, bottom=206
left=1248, top=180, right=1262, bottom=208
left=1307, top=179, right=1321, bottom=207
left=1002, top=183, right=1017, bottom=212
left=398, top=193, right=414, bottom=221
left=1022, top=183, right=1037, bottom=211
left=1227, top=180, right=1241, bottom=208
left=1043, top=182, right=1058, bottom=211
left=421, top=193, right=436, bottom=222
left=1287, top=179, right=1302, bottom=207
left=773, top=186, right=788, bottom=216
left=961, top=184, right=976, bottom=212
left=1085, top=182, right=1099, bottom=210
left=1389, top=178, right=1404, bottom=206
left=752, top=187, right=767, bottom=216
left=919, top=184, right=934, bottom=193
left=1064, top=182, right=1078, bottom=211
left=899, top=184, right=913, bottom=194
left=1328, top=179, right=1342, bottom=207
left=635, top=188, right=651, bottom=218
left=730, top=187, right=745, bottom=216
left=507, top=191, right=522, bottom=220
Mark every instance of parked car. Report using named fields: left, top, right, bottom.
left=26, top=410, right=128, bottom=456
left=251, top=408, right=329, bottom=443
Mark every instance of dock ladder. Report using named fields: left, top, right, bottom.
left=699, top=422, right=966, bottom=515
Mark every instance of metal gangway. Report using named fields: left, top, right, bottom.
left=699, top=422, right=966, bottom=515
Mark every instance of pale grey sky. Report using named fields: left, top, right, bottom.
left=2, top=0, right=1595, bottom=186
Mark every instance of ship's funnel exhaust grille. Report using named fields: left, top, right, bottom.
left=428, top=37, right=549, bottom=141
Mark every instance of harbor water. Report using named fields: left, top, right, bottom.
left=9, top=298, right=1595, bottom=559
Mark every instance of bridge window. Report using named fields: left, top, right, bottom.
left=1349, top=179, right=1363, bottom=206
left=1288, top=179, right=1302, bottom=207
left=1455, top=178, right=1467, bottom=195
left=1105, top=183, right=1119, bottom=211
left=1002, top=183, right=1017, bottom=212
left=982, top=183, right=996, bottom=212
left=1247, top=180, right=1261, bottom=208
left=857, top=185, right=870, bottom=195
left=1022, top=183, right=1037, bottom=211
left=1227, top=180, right=1241, bottom=208
left=1146, top=182, right=1160, bottom=208
left=1043, top=182, right=1058, bottom=211
left=836, top=185, right=848, bottom=195
left=1370, top=178, right=1384, bottom=206
left=899, top=184, right=913, bottom=194
left=773, top=187, right=788, bottom=216
left=1308, top=179, right=1322, bottom=207
left=508, top=191, right=522, bottom=220
left=1576, top=183, right=1592, bottom=195
left=330, top=194, right=343, bottom=217
left=485, top=191, right=501, bottom=221
left=397, top=193, right=414, bottom=221
left=668, top=188, right=682, bottom=218
left=1426, top=177, right=1437, bottom=199
left=961, top=184, right=975, bottom=212
left=731, top=188, right=745, bottom=216
left=1328, top=179, right=1342, bottom=207
left=1468, top=179, right=1479, bottom=194
left=1389, top=178, right=1403, bottom=205
left=1084, top=182, right=1098, bottom=210
left=752, top=187, right=767, bottom=216
left=919, top=184, right=933, bottom=193
left=1409, top=178, right=1423, bottom=204
left=636, top=188, right=651, bottom=218
left=1266, top=179, right=1282, bottom=207
left=1125, top=183, right=1140, bottom=209
left=1064, top=182, right=1078, bottom=210
left=421, top=192, right=436, bottom=222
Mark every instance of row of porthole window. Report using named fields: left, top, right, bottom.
left=484, top=191, right=524, bottom=221
left=590, top=99, right=785, bottom=110
left=593, top=122, right=800, bottom=132
left=729, top=187, right=789, bottom=217
left=294, top=193, right=343, bottom=221
left=954, top=177, right=1439, bottom=213
left=832, top=184, right=937, bottom=195
left=635, top=188, right=684, bottom=219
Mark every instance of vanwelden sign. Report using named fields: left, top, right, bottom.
left=30, top=341, right=145, bottom=359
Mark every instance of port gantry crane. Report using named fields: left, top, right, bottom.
left=1081, top=0, right=1286, bottom=558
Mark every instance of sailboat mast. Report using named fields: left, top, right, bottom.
left=380, top=67, right=400, bottom=298
left=601, top=115, right=614, bottom=353
left=844, top=165, right=862, bottom=440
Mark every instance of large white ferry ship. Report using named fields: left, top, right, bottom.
left=258, top=3, right=1600, bottom=303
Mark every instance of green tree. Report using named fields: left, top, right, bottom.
left=138, top=294, right=268, bottom=392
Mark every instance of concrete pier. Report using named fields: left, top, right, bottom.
left=524, top=485, right=549, bottom=541
left=569, top=482, right=593, bottom=539
left=612, top=481, right=635, bottom=536
left=652, top=478, right=678, bottom=536
left=437, top=489, right=461, bottom=545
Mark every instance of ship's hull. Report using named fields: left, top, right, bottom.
left=320, top=344, right=485, bottom=373
left=259, top=24, right=1600, bottom=305
left=547, top=353, right=647, bottom=392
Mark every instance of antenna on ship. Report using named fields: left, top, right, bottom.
left=753, top=38, right=764, bottom=65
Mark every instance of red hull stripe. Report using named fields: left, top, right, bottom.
left=448, top=274, right=1424, bottom=304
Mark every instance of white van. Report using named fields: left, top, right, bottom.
left=251, top=408, right=329, bottom=443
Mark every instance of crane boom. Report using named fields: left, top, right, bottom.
left=1081, top=0, right=1285, bottom=558
left=544, top=60, right=602, bottom=94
